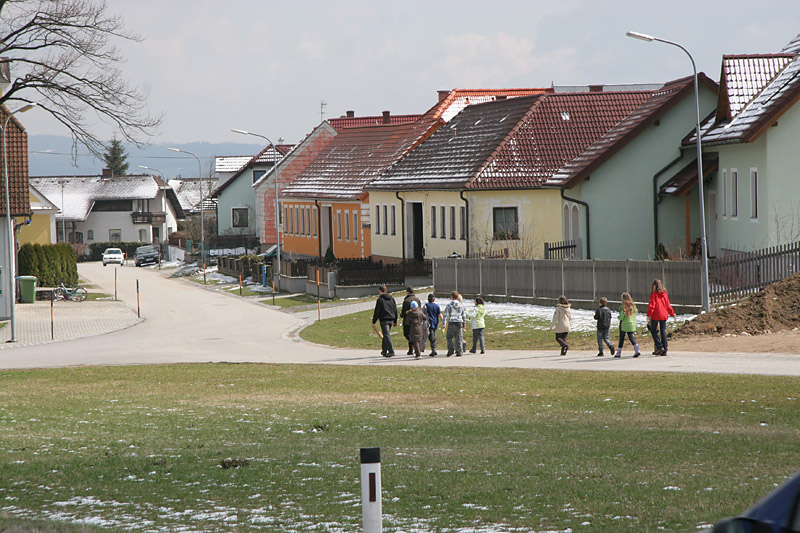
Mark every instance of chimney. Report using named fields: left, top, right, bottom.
left=589, top=85, right=603, bottom=93
left=102, top=168, right=113, bottom=178
left=382, top=110, right=391, bottom=124
left=438, top=90, right=450, bottom=102
left=346, top=110, right=355, bottom=118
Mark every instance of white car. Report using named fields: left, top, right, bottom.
left=102, top=248, right=125, bottom=266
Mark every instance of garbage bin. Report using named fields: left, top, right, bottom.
left=17, top=276, right=37, bottom=303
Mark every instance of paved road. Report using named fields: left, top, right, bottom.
left=0, top=262, right=798, bottom=375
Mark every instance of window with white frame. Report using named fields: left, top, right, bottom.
left=449, top=205, right=456, bottom=240
left=440, top=205, right=446, bottom=238
left=382, top=205, right=388, bottom=235
left=750, top=169, right=758, bottom=220
left=375, top=205, right=381, bottom=234
left=285, top=207, right=290, bottom=234
left=431, top=206, right=437, bottom=238
left=87, top=230, right=94, bottom=241
left=731, top=169, right=738, bottom=217
left=460, top=205, right=466, bottom=240
left=353, top=212, right=359, bottom=243
left=390, top=205, right=396, bottom=235
left=344, top=210, right=350, bottom=241
left=295, top=206, right=300, bottom=235
left=721, top=169, right=727, bottom=217
left=232, top=207, right=249, bottom=228
left=336, top=210, right=342, bottom=240
left=312, top=207, right=318, bottom=237
left=493, top=207, right=519, bottom=240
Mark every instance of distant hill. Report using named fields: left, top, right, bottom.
left=28, top=135, right=264, bottom=178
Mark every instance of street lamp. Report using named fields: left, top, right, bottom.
left=2, top=102, right=37, bottom=342
left=231, top=129, right=281, bottom=292
left=138, top=165, right=169, bottom=260
left=167, top=148, right=205, bottom=265
left=626, top=31, right=711, bottom=313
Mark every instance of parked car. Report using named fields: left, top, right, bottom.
left=134, top=245, right=159, bottom=267
left=713, top=469, right=800, bottom=532
left=102, top=248, right=125, bottom=266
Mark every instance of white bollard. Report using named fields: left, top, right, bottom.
left=360, top=447, right=382, bottom=532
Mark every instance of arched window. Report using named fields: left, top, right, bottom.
left=571, top=205, right=580, bottom=242
left=563, top=204, right=570, bottom=241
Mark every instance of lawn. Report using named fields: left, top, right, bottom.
left=300, top=308, right=662, bottom=352
left=0, top=364, right=797, bottom=532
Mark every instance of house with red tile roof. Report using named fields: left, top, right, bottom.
left=685, top=33, right=800, bottom=255
left=369, top=88, right=663, bottom=261
left=548, top=75, right=718, bottom=260
left=0, top=104, right=32, bottom=319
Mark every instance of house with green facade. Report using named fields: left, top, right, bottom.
left=548, top=75, right=719, bottom=260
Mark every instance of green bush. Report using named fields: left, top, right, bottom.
left=17, top=243, right=78, bottom=287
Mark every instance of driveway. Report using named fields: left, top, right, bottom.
left=0, top=261, right=798, bottom=376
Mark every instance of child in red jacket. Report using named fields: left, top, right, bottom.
left=647, top=279, right=675, bottom=356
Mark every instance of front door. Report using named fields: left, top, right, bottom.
left=411, top=202, right=424, bottom=261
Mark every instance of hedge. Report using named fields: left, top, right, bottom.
left=17, top=243, right=78, bottom=287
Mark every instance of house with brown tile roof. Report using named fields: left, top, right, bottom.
left=686, top=33, right=800, bottom=255
left=548, top=74, right=719, bottom=260
left=280, top=119, right=439, bottom=261
left=368, top=88, right=659, bottom=261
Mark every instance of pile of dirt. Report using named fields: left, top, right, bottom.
left=675, top=271, right=800, bottom=337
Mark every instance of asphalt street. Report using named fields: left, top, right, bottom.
left=0, top=261, right=798, bottom=376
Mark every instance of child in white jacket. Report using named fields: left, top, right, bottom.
left=550, top=295, right=572, bottom=355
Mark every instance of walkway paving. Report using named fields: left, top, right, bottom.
left=0, top=298, right=141, bottom=349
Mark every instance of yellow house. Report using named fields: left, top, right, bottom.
left=17, top=184, right=58, bottom=245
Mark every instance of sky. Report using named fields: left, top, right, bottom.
left=18, top=0, right=800, bottom=166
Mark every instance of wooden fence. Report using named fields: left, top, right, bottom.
left=217, top=256, right=268, bottom=283
left=434, top=257, right=702, bottom=306
left=709, top=241, right=800, bottom=304
left=306, top=259, right=432, bottom=287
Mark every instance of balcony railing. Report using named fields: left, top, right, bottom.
left=131, top=211, right=166, bottom=224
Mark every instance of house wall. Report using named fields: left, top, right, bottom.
left=568, top=87, right=717, bottom=260
left=282, top=199, right=369, bottom=260
left=369, top=189, right=561, bottom=261
left=68, top=193, right=179, bottom=246
left=17, top=213, right=54, bottom=245
left=711, top=102, right=800, bottom=252
left=217, top=168, right=258, bottom=236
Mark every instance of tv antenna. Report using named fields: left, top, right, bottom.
left=320, top=100, right=327, bottom=122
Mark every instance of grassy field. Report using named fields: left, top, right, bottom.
left=0, top=364, right=797, bottom=532
left=299, top=308, right=658, bottom=352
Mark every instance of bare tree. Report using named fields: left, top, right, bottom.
left=0, top=0, right=161, bottom=159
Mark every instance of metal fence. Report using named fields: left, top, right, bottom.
left=544, top=239, right=581, bottom=260
left=709, top=241, right=800, bottom=304
left=434, top=257, right=702, bottom=306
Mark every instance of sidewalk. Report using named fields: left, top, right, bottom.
left=0, top=298, right=142, bottom=349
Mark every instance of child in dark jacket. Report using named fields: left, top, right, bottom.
left=594, top=297, right=615, bottom=356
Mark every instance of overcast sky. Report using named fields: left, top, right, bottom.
left=20, top=0, right=800, bottom=147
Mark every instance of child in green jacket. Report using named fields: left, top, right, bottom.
left=468, top=297, right=487, bottom=354
left=615, top=292, right=640, bottom=358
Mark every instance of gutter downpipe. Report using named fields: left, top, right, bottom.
left=652, top=153, right=684, bottom=255
left=395, top=191, right=405, bottom=264
left=459, top=190, right=469, bottom=257
left=560, top=189, right=591, bottom=259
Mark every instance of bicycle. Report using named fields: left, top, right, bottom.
left=53, top=281, right=88, bottom=302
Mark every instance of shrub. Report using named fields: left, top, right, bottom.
left=16, top=243, right=77, bottom=287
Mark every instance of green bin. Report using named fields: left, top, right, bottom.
left=17, top=276, right=37, bottom=303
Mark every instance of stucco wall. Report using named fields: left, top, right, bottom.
left=18, top=213, right=53, bottom=245
left=282, top=200, right=368, bottom=260
left=217, top=170, right=257, bottom=236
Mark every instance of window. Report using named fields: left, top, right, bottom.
left=232, top=207, right=249, bottom=228
left=431, top=206, right=437, bottom=238
left=313, top=207, right=318, bottom=237
left=750, top=169, right=758, bottom=220
left=493, top=207, right=519, bottom=240
left=87, top=230, right=94, bottom=241
left=336, top=210, right=342, bottom=240
left=94, top=200, right=133, bottom=212
left=460, top=205, right=467, bottom=240
left=138, top=229, right=147, bottom=242
left=301, top=206, right=306, bottom=235
left=109, top=229, right=122, bottom=242
left=252, top=170, right=266, bottom=184
left=440, top=206, right=446, bottom=239
left=135, top=199, right=148, bottom=212
left=344, top=210, right=350, bottom=241
left=306, top=207, right=311, bottom=236
left=450, top=206, right=456, bottom=239
left=75, top=232, right=84, bottom=244
left=731, top=169, right=738, bottom=217
left=382, top=205, right=388, bottom=235
left=721, top=169, right=727, bottom=217
left=353, top=212, right=359, bottom=243
left=285, top=206, right=291, bottom=234
left=375, top=205, right=381, bottom=234
left=295, top=207, right=300, bottom=235
left=390, top=205, right=396, bottom=235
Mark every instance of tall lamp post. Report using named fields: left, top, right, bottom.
left=167, top=148, right=205, bottom=265
left=231, top=129, right=281, bottom=292
left=2, top=102, right=37, bottom=343
left=626, top=31, right=711, bottom=313
left=138, top=165, right=169, bottom=260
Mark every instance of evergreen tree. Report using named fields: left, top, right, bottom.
left=103, top=138, right=129, bottom=176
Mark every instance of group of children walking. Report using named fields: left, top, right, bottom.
left=550, top=278, right=676, bottom=357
